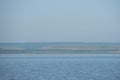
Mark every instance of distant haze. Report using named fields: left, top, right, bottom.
left=0, top=0, right=120, bottom=43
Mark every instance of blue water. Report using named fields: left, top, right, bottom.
left=0, top=57, right=120, bottom=80
left=0, top=43, right=120, bottom=80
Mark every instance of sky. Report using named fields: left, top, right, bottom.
left=0, top=0, right=120, bottom=42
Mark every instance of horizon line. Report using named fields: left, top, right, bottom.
left=0, top=41, right=120, bottom=43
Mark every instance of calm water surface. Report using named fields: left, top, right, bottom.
left=0, top=43, right=120, bottom=80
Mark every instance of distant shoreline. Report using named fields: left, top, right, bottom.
left=0, top=53, right=120, bottom=58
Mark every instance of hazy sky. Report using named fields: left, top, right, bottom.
left=0, top=0, right=120, bottom=42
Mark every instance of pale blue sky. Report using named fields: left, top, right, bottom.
left=0, top=0, right=120, bottom=42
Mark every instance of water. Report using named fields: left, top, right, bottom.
left=0, top=42, right=120, bottom=80
left=0, top=57, right=120, bottom=80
